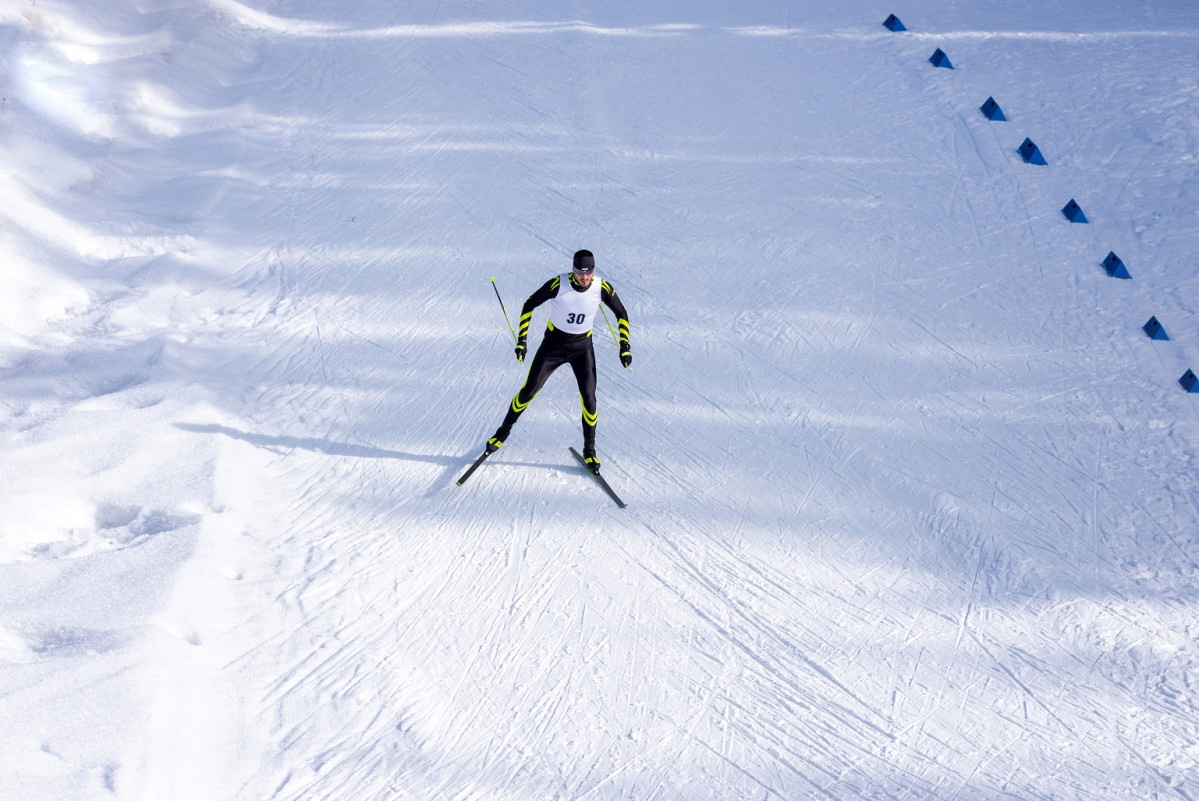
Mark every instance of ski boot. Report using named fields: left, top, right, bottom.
left=485, top=427, right=509, bottom=454
left=582, top=445, right=600, bottom=475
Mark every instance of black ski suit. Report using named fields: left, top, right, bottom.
left=495, top=272, right=630, bottom=450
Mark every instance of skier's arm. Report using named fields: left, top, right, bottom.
left=601, top=280, right=632, bottom=366
left=517, top=277, right=561, bottom=342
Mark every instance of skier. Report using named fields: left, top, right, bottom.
left=484, top=249, right=631, bottom=474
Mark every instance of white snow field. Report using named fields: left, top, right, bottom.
left=2, top=0, right=1199, bottom=798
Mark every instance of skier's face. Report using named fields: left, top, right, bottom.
left=572, top=267, right=593, bottom=288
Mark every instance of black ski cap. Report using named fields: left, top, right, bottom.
left=573, top=250, right=595, bottom=273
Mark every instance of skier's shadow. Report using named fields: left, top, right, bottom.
left=175, top=422, right=458, bottom=467
left=176, top=423, right=583, bottom=496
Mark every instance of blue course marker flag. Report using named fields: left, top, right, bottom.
left=929, top=48, right=953, bottom=68
left=1103, top=252, right=1131, bottom=279
left=1143, top=317, right=1168, bottom=340
left=1019, top=138, right=1047, bottom=164
left=1062, top=199, right=1088, bottom=223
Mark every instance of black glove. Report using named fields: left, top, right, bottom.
left=620, top=348, right=632, bottom=368
left=515, top=340, right=527, bottom=362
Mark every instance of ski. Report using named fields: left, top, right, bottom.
left=456, top=450, right=491, bottom=486
left=569, top=447, right=627, bottom=508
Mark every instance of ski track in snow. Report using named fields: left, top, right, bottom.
left=2, top=0, right=1199, bottom=799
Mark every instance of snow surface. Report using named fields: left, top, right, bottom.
left=2, top=0, right=1199, bottom=798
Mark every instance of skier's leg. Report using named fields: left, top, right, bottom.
left=489, top=339, right=563, bottom=450
left=570, top=343, right=599, bottom=471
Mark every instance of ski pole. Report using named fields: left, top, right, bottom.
left=599, top=306, right=620, bottom=346
left=490, top=277, right=518, bottom=343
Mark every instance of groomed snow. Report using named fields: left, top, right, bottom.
left=2, top=0, right=1198, bottom=798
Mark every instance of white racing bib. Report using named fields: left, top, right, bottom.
left=548, top=273, right=602, bottom=334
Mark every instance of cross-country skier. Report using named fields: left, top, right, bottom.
left=484, top=249, right=631, bottom=474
